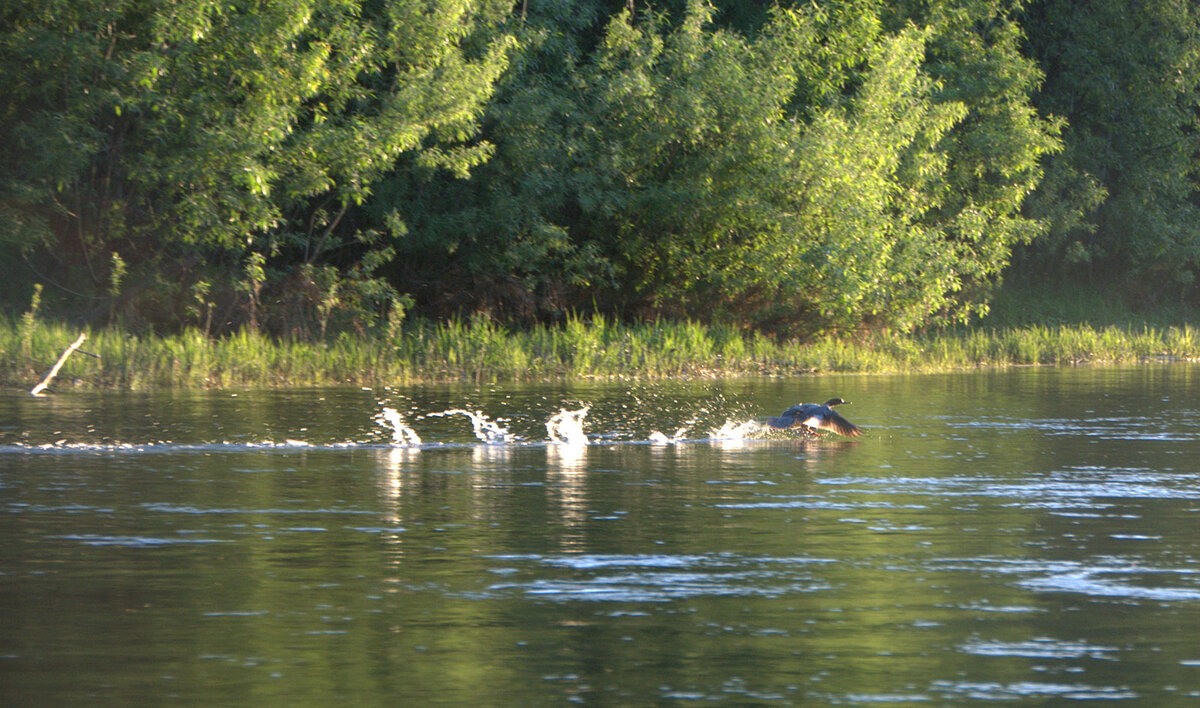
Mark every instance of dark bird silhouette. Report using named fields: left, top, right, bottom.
left=766, top=398, right=862, bottom=437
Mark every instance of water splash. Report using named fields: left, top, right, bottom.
left=707, top=419, right=763, bottom=441
left=428, top=409, right=516, bottom=444
left=547, top=407, right=590, bottom=445
left=649, top=427, right=690, bottom=444
left=375, top=407, right=422, bottom=446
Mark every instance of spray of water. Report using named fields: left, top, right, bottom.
left=427, top=409, right=516, bottom=444
left=375, top=407, right=422, bottom=446
left=707, top=419, right=763, bottom=441
left=648, top=426, right=690, bottom=444
left=546, top=407, right=590, bottom=445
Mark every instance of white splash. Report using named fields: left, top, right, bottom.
left=375, top=407, right=422, bottom=446
left=428, top=409, right=516, bottom=444
left=546, top=407, right=590, bottom=445
left=648, top=427, right=690, bottom=444
left=707, top=419, right=763, bottom=441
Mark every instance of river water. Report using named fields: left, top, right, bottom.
left=3, top=366, right=1200, bottom=704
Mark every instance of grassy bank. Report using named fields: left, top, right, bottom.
left=4, top=313, right=1200, bottom=391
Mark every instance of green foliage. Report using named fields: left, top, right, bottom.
left=107, top=252, right=127, bottom=299
left=5, top=313, right=1200, bottom=390
left=18, top=284, right=42, bottom=364
left=384, top=0, right=1056, bottom=335
left=9, top=0, right=1194, bottom=339
left=187, top=279, right=214, bottom=335
left=883, top=0, right=1063, bottom=299
left=239, top=252, right=266, bottom=331
left=1021, top=0, right=1200, bottom=293
left=0, top=0, right=513, bottom=329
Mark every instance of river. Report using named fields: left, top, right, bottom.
left=3, top=365, right=1200, bottom=704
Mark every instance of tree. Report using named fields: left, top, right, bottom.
left=882, top=0, right=1063, bottom=313
left=2, top=0, right=1065, bottom=335
left=381, top=1, right=1059, bottom=334
left=0, top=0, right=512, bottom=330
left=1021, top=0, right=1200, bottom=298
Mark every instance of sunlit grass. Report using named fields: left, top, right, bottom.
left=3, top=314, right=1200, bottom=390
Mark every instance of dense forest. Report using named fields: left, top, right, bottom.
left=3, top=0, right=1199, bottom=340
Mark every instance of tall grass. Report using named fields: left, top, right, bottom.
left=2, top=314, right=1200, bottom=390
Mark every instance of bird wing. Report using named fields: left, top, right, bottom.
left=811, top=409, right=861, bottom=437
left=765, top=416, right=799, bottom=430
left=770, top=403, right=862, bottom=436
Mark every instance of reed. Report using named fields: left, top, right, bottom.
left=2, top=315, right=1200, bottom=391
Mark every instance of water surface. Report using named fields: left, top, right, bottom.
left=3, top=367, right=1200, bottom=704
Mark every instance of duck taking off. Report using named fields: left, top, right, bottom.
left=766, top=398, right=862, bottom=437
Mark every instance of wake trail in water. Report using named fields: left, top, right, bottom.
left=2, top=401, right=779, bottom=455
left=426, top=408, right=517, bottom=444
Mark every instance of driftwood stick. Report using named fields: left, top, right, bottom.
left=30, top=333, right=88, bottom=397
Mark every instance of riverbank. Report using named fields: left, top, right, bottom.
left=4, top=313, right=1200, bottom=391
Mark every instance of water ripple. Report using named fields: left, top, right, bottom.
left=960, top=637, right=1119, bottom=659
left=1020, top=565, right=1200, bottom=601
left=486, top=553, right=834, bottom=602
left=715, top=499, right=927, bottom=510
left=945, top=414, right=1195, bottom=442
left=56, top=534, right=229, bottom=547
left=931, top=680, right=1137, bottom=700
left=930, top=557, right=1200, bottom=602
left=818, top=471, right=1200, bottom=504
left=141, top=503, right=375, bottom=515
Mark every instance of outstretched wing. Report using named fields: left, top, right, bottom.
left=768, top=402, right=862, bottom=436
left=812, top=410, right=862, bottom=437
left=767, top=404, right=816, bottom=430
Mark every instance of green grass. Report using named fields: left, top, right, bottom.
left=4, top=311, right=1200, bottom=391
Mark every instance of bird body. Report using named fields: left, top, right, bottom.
left=766, top=398, right=862, bottom=437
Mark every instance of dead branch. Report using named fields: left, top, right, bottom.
left=30, top=333, right=89, bottom=397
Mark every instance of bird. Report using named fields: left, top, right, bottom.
left=766, top=398, right=862, bottom=437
